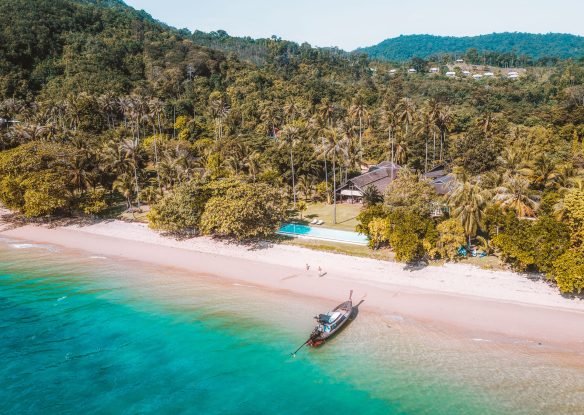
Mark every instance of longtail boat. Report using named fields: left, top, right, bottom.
left=291, top=291, right=354, bottom=356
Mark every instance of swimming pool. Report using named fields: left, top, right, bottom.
left=278, top=223, right=369, bottom=245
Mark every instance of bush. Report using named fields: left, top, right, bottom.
left=387, top=209, right=435, bottom=263
left=200, top=180, right=287, bottom=241
left=384, top=169, right=438, bottom=216
left=492, top=215, right=570, bottom=272
left=356, top=204, right=386, bottom=237
left=552, top=248, right=584, bottom=294
left=434, top=219, right=466, bottom=261
left=148, top=180, right=209, bottom=235
left=368, top=217, right=390, bottom=249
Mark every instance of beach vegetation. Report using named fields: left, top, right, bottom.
left=200, top=180, right=287, bottom=241
left=433, top=219, right=467, bottom=261
left=147, top=180, right=209, bottom=235
left=0, top=0, right=583, bottom=291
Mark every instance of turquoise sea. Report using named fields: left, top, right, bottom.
left=1, top=240, right=583, bottom=415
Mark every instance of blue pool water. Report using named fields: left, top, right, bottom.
left=278, top=223, right=369, bottom=245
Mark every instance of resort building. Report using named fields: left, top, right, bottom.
left=473, top=74, right=483, bottom=80
left=429, top=67, right=439, bottom=73
left=462, top=70, right=471, bottom=76
left=408, top=68, right=417, bottom=73
left=445, top=71, right=456, bottom=78
left=337, top=162, right=401, bottom=202
left=507, top=71, right=519, bottom=79
left=484, top=72, right=495, bottom=77
left=336, top=162, right=453, bottom=202
left=455, top=58, right=464, bottom=63
left=389, top=69, right=397, bottom=75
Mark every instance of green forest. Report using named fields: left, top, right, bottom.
left=0, top=0, right=583, bottom=293
left=358, top=33, right=584, bottom=63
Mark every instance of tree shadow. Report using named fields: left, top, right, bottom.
left=403, top=259, right=429, bottom=272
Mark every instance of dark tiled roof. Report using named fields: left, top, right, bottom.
left=423, top=164, right=447, bottom=179
left=371, top=161, right=401, bottom=171
left=344, top=167, right=400, bottom=194
left=432, top=173, right=455, bottom=195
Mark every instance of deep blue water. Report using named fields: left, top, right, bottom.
left=1, top=241, right=582, bottom=415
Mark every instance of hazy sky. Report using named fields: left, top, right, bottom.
left=124, top=0, right=584, bottom=50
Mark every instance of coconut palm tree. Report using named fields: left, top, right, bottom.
left=530, top=154, right=558, bottom=189
left=260, top=101, right=281, bottom=138
left=297, top=175, right=316, bottom=201
left=396, top=97, right=416, bottom=137
left=279, top=124, right=302, bottom=206
left=120, top=138, right=142, bottom=208
left=414, top=104, right=439, bottom=172
left=493, top=174, right=539, bottom=218
left=436, top=105, right=453, bottom=161
left=283, top=99, right=299, bottom=123
left=447, top=170, right=488, bottom=247
left=349, top=97, right=367, bottom=151
left=244, top=150, right=262, bottom=181
left=379, top=101, right=399, bottom=164
left=362, top=185, right=382, bottom=207
left=113, top=173, right=135, bottom=209
left=319, top=125, right=348, bottom=224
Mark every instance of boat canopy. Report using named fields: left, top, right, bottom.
left=318, top=311, right=342, bottom=324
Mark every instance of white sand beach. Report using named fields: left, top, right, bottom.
left=1, top=210, right=583, bottom=351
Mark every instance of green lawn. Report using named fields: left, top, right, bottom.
left=282, top=237, right=394, bottom=261
left=294, top=202, right=362, bottom=231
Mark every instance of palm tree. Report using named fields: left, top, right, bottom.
left=396, top=97, right=416, bottom=137
left=260, top=101, right=281, bottom=138
left=362, top=185, right=382, bottom=207
left=113, top=173, right=135, bottom=209
left=209, top=93, right=230, bottom=140
left=319, top=126, right=348, bottom=224
left=349, top=97, right=367, bottom=151
left=447, top=171, right=488, bottom=247
left=297, top=175, right=316, bottom=201
left=279, top=124, right=302, bottom=206
left=379, top=101, right=399, bottom=164
left=498, top=146, right=531, bottom=177
left=493, top=175, right=539, bottom=218
left=120, top=138, right=142, bottom=208
left=317, top=99, right=334, bottom=128
left=283, top=99, right=299, bottom=123
left=414, top=104, right=439, bottom=172
left=244, top=150, right=262, bottom=181
left=530, top=154, right=558, bottom=189
left=436, top=105, right=453, bottom=162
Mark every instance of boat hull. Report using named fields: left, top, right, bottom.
left=307, top=300, right=353, bottom=347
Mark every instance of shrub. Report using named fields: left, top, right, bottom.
left=434, top=219, right=466, bottom=261
left=200, top=180, right=287, bottom=241
left=148, top=180, right=209, bottom=235
left=552, top=248, right=584, bottom=294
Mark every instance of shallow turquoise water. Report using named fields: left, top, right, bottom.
left=1, top=241, right=583, bottom=415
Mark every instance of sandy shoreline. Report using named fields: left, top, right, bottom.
left=1, top=213, right=583, bottom=351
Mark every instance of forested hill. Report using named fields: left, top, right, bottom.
left=0, top=0, right=228, bottom=98
left=357, top=33, right=584, bottom=62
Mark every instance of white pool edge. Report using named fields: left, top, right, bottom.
left=277, top=231, right=369, bottom=246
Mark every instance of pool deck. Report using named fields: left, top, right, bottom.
left=278, top=223, right=369, bottom=246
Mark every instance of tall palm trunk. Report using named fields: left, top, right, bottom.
left=290, top=148, right=296, bottom=206
left=155, top=114, right=162, bottom=190
left=359, top=115, right=363, bottom=150
left=425, top=134, right=428, bottom=173
left=333, top=152, right=337, bottom=224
